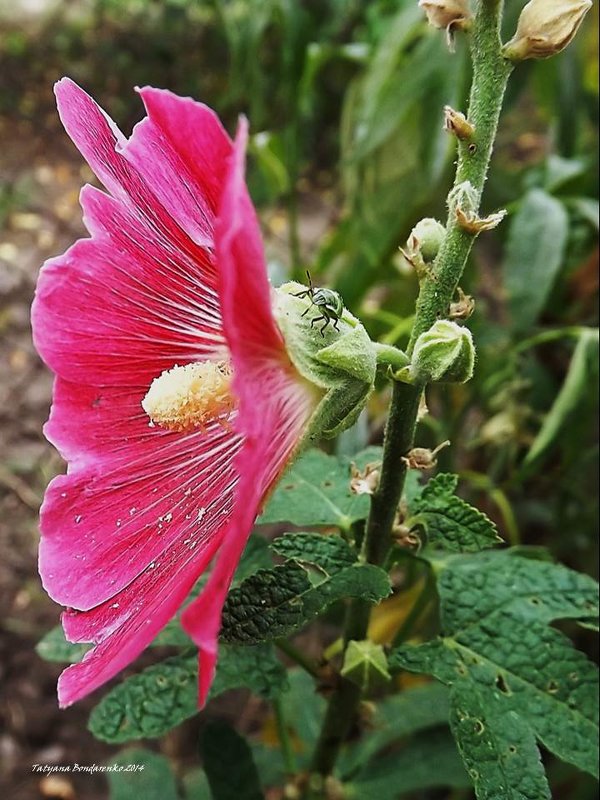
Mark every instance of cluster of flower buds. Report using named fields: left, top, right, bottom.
left=503, top=0, right=592, bottom=61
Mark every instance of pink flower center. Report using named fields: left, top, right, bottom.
left=141, top=360, right=235, bottom=432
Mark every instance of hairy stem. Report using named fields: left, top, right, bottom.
left=409, top=0, right=512, bottom=348
left=308, top=0, right=512, bottom=786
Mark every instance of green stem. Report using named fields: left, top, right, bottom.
left=308, top=0, right=513, bottom=788
left=308, top=597, right=370, bottom=779
left=409, top=0, right=513, bottom=350
left=274, top=696, right=297, bottom=774
left=373, top=342, right=410, bottom=374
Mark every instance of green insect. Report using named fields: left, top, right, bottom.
left=293, top=271, right=345, bottom=336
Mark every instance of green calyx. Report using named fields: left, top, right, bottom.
left=340, top=640, right=391, bottom=693
left=274, top=281, right=377, bottom=438
left=398, top=319, right=475, bottom=385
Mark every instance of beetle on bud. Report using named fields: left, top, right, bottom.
left=293, top=271, right=345, bottom=336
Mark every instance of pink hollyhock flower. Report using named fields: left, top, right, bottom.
left=31, top=79, right=320, bottom=708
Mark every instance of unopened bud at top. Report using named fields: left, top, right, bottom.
left=503, top=0, right=592, bottom=61
left=419, top=0, right=471, bottom=30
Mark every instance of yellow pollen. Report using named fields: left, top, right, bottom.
left=142, top=360, right=234, bottom=432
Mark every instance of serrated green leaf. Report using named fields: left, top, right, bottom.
left=504, top=189, right=569, bottom=333
left=389, top=551, right=599, bottom=798
left=525, top=328, right=599, bottom=466
left=437, top=550, right=599, bottom=631
left=258, top=448, right=378, bottom=530
left=36, top=626, right=91, bottom=663
left=449, top=684, right=549, bottom=800
left=221, top=562, right=391, bottom=645
left=107, top=748, right=179, bottom=800
left=271, top=532, right=357, bottom=574
left=344, top=729, right=470, bottom=799
left=201, top=721, right=264, bottom=800
left=88, top=644, right=287, bottom=743
left=409, top=473, right=501, bottom=552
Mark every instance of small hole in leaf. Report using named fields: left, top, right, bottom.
left=547, top=680, right=559, bottom=694
left=495, top=674, right=510, bottom=694
left=322, top=480, right=333, bottom=487
left=529, top=596, right=541, bottom=606
left=456, top=665, right=467, bottom=676
left=569, top=672, right=579, bottom=682
left=468, top=143, right=477, bottom=155
left=508, top=745, right=517, bottom=754
left=468, top=769, right=479, bottom=780
left=474, top=720, right=485, bottom=735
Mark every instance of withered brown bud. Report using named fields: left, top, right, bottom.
left=503, top=0, right=592, bottom=61
left=350, top=461, right=380, bottom=496
left=443, top=105, right=475, bottom=140
left=449, top=287, right=475, bottom=320
left=456, top=206, right=507, bottom=235
left=402, top=440, right=450, bottom=470
left=419, top=0, right=471, bottom=30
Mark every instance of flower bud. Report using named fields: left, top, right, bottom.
left=403, top=319, right=475, bottom=384
left=408, top=217, right=446, bottom=264
left=419, top=0, right=471, bottom=30
left=503, top=0, right=592, bottom=61
left=341, top=640, right=391, bottom=693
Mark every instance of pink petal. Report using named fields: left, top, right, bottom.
left=216, top=117, right=285, bottom=357
left=32, top=183, right=224, bottom=390
left=54, top=78, right=231, bottom=247
left=181, top=121, right=317, bottom=704
left=122, top=87, right=232, bottom=247
left=57, top=530, right=221, bottom=707
left=40, top=378, right=242, bottom=609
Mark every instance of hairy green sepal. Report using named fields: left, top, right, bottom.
left=274, top=282, right=376, bottom=438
